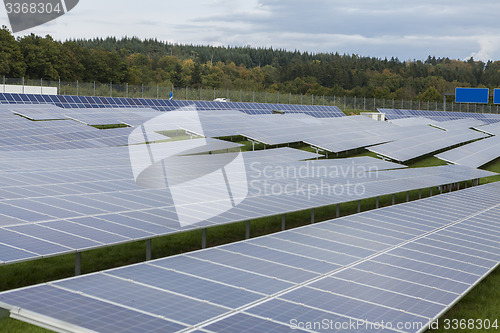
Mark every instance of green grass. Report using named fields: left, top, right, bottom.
left=0, top=317, right=52, bottom=333
left=1, top=146, right=500, bottom=332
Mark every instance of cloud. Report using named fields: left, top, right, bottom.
left=8, top=0, right=500, bottom=61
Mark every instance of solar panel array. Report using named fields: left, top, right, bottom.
left=0, top=105, right=165, bottom=151
left=0, top=141, right=493, bottom=265
left=380, top=108, right=500, bottom=124
left=2, top=182, right=500, bottom=333
left=435, top=136, right=500, bottom=168
left=367, top=127, right=488, bottom=162
left=0, top=92, right=345, bottom=118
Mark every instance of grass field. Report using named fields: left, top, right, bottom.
left=1, top=148, right=499, bottom=332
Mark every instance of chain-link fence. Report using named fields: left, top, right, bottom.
left=2, top=76, right=500, bottom=114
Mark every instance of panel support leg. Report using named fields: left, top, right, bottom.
left=146, top=239, right=152, bottom=261
left=245, top=221, right=250, bottom=239
left=75, top=252, right=81, bottom=276
left=418, top=189, right=422, bottom=199
left=202, top=228, right=207, bottom=249
left=376, top=197, right=379, bottom=209
left=430, top=187, right=433, bottom=196
left=357, top=200, right=361, bottom=213
left=406, top=191, right=409, bottom=202
left=281, top=214, right=286, bottom=231
left=336, top=204, right=340, bottom=218
left=392, top=194, right=395, bottom=205
left=311, top=208, right=315, bottom=224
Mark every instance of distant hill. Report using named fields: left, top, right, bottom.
left=1, top=26, right=500, bottom=101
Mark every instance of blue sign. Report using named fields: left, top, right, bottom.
left=455, top=88, right=489, bottom=104
left=494, top=89, right=500, bottom=104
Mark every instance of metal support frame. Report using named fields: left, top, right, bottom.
left=336, top=204, right=340, bottom=218
left=146, top=239, right=152, bottom=261
left=311, top=208, right=315, bottom=224
left=75, top=252, right=81, bottom=276
left=202, top=228, right=207, bottom=249
left=357, top=200, right=361, bottom=213
left=406, top=191, right=409, bottom=202
left=281, top=214, right=286, bottom=231
left=418, top=189, right=422, bottom=199
left=430, top=187, right=433, bottom=196
left=245, top=221, right=250, bottom=239
left=376, top=197, right=379, bottom=209
left=392, top=194, right=395, bottom=205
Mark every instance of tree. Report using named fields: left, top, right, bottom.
left=190, top=62, right=202, bottom=88
left=0, top=26, right=26, bottom=77
left=171, top=63, right=184, bottom=87
left=418, top=86, right=441, bottom=102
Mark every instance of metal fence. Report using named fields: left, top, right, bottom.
left=2, top=76, right=500, bottom=114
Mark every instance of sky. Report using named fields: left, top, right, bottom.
left=2, top=0, right=500, bottom=61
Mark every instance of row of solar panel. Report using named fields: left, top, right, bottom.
left=380, top=108, right=500, bottom=124
left=0, top=93, right=345, bottom=118
left=1, top=182, right=500, bottom=333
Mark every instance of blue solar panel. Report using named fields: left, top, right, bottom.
left=379, top=108, right=500, bottom=124
left=0, top=93, right=345, bottom=118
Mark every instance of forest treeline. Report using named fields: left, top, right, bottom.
left=1, top=26, right=500, bottom=101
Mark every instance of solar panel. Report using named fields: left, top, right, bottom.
left=368, top=127, right=489, bottom=162
left=2, top=182, right=500, bottom=333
left=380, top=108, right=500, bottom=124
left=0, top=149, right=493, bottom=265
left=435, top=136, right=500, bottom=168
left=0, top=93, right=345, bottom=118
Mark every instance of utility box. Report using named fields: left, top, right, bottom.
left=360, top=112, right=386, bottom=121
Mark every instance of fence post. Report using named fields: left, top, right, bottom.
left=253, top=91, right=255, bottom=103
left=186, top=86, right=188, bottom=100
left=300, top=93, right=302, bottom=104
left=110, top=82, right=112, bottom=97
left=277, top=91, right=279, bottom=103
left=240, top=89, right=242, bottom=102
left=312, top=94, right=314, bottom=105
left=289, top=92, right=291, bottom=104
left=40, top=78, right=43, bottom=94
left=214, top=87, right=216, bottom=100
left=126, top=83, right=128, bottom=98
left=93, top=81, right=96, bottom=96
left=22, top=76, right=24, bottom=94
left=157, top=84, right=159, bottom=99
left=76, top=80, right=78, bottom=96
left=3, top=76, right=5, bottom=93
